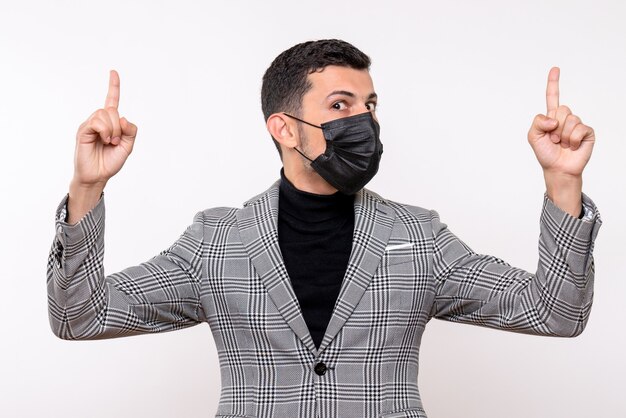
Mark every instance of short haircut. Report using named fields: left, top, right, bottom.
left=261, top=39, right=371, bottom=159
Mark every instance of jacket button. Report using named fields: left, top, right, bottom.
left=314, top=362, right=327, bottom=376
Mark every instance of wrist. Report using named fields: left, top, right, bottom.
left=543, top=170, right=583, bottom=218
left=67, top=179, right=106, bottom=224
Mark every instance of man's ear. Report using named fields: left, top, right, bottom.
left=267, top=113, right=298, bottom=149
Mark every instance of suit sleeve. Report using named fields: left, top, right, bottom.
left=430, top=193, right=601, bottom=337
left=47, top=195, right=206, bottom=340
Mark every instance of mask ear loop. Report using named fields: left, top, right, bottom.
left=293, top=146, right=313, bottom=162
left=282, top=113, right=320, bottom=162
left=282, top=112, right=323, bottom=129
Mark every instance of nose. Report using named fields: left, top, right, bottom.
left=354, top=106, right=377, bottom=122
left=353, top=105, right=374, bottom=117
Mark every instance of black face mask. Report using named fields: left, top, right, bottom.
left=283, top=111, right=383, bottom=195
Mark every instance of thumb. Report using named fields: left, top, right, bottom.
left=120, top=117, right=138, bottom=138
left=529, top=114, right=558, bottom=138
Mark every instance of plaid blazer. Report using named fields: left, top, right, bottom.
left=47, top=179, right=601, bottom=418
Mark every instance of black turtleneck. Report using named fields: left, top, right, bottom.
left=277, top=169, right=355, bottom=349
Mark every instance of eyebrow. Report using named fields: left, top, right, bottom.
left=326, top=90, right=378, bottom=101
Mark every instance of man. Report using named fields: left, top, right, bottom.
left=48, top=40, right=601, bottom=418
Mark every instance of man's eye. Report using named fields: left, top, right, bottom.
left=366, top=102, right=377, bottom=111
left=332, top=101, right=347, bottom=110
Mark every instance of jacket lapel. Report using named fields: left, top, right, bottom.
left=236, top=180, right=317, bottom=355
left=237, top=180, right=396, bottom=357
left=317, top=189, right=395, bottom=353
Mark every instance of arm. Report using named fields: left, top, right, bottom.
left=47, top=70, right=206, bottom=339
left=430, top=194, right=601, bottom=337
left=430, top=67, right=600, bottom=336
left=47, top=195, right=206, bottom=339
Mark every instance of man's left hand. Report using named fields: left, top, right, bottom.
left=527, top=67, right=595, bottom=217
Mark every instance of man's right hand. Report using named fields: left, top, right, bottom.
left=67, top=70, right=138, bottom=224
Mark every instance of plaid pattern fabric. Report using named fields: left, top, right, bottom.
left=47, top=180, right=601, bottom=418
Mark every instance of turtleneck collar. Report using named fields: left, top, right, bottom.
left=279, top=168, right=354, bottom=223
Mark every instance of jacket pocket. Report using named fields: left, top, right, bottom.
left=382, top=246, right=416, bottom=266
left=379, top=407, right=427, bottom=418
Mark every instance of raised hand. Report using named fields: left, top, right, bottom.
left=68, top=70, right=138, bottom=224
left=74, top=70, right=138, bottom=187
left=527, top=67, right=595, bottom=177
left=526, top=67, right=595, bottom=218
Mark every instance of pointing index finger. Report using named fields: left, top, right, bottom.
left=546, top=66, right=559, bottom=118
left=105, top=69, right=120, bottom=109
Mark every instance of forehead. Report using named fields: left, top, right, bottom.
left=306, top=65, right=375, bottom=97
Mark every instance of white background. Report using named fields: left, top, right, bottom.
left=1, top=1, right=624, bottom=417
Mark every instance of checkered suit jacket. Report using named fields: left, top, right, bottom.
left=47, top=179, right=601, bottom=418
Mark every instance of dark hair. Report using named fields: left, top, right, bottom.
left=261, top=39, right=371, bottom=159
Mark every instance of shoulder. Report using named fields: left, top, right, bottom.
left=197, top=206, right=239, bottom=226
left=193, top=179, right=281, bottom=228
left=362, top=188, right=443, bottom=241
left=363, top=188, right=436, bottom=222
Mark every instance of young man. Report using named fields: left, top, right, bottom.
left=48, top=39, right=601, bottom=418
